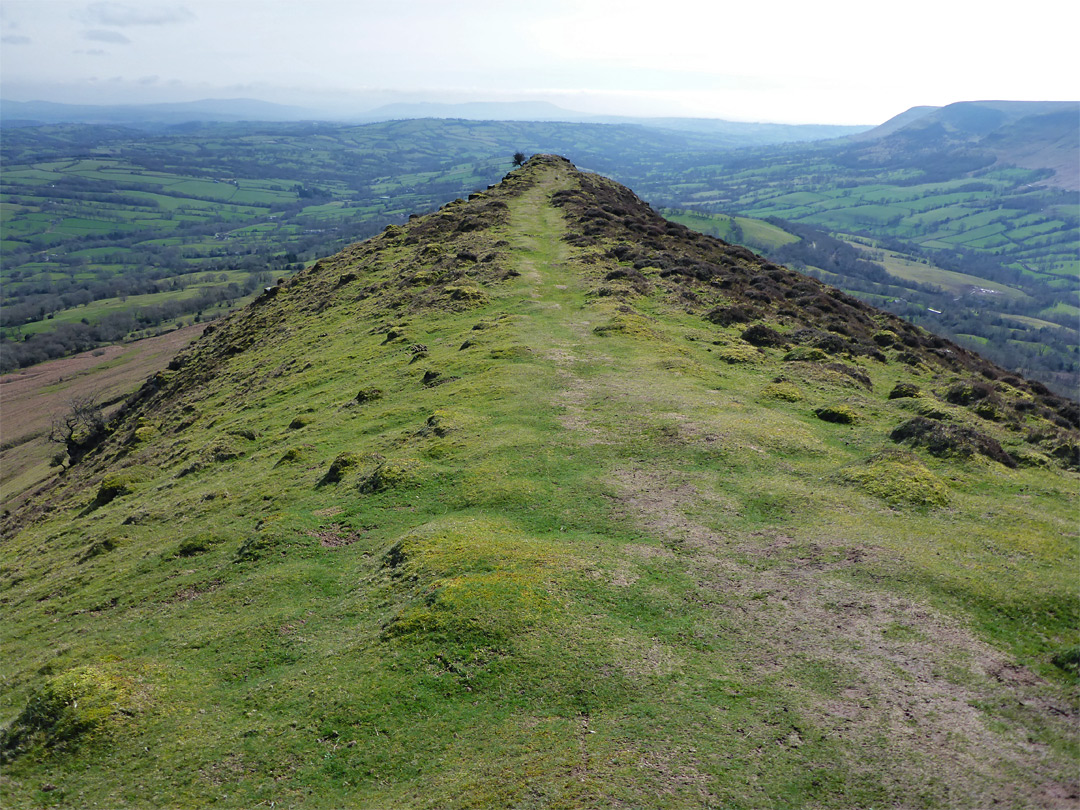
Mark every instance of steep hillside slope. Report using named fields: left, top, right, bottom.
left=848, top=100, right=1080, bottom=189
left=2, top=156, right=1077, bottom=809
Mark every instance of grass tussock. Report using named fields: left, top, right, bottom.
left=380, top=517, right=567, bottom=646
left=836, top=449, right=951, bottom=507
left=1, top=665, right=129, bottom=763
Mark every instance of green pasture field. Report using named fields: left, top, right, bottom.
left=1009, top=338, right=1055, bottom=354
left=13, top=284, right=234, bottom=335
left=947, top=209, right=1027, bottom=230
left=810, top=204, right=910, bottom=227
left=905, top=207, right=984, bottom=228
left=935, top=223, right=1010, bottom=245
left=1005, top=220, right=1069, bottom=240
left=1001, top=314, right=1076, bottom=332
left=165, top=179, right=240, bottom=200
left=231, top=188, right=296, bottom=206
left=1040, top=302, right=1080, bottom=319
left=663, top=210, right=800, bottom=253
left=844, top=241, right=1029, bottom=300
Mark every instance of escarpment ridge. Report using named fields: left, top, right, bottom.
left=2, top=156, right=1076, bottom=809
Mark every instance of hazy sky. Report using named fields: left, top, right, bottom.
left=2, top=0, right=1078, bottom=124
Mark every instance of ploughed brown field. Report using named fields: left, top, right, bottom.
left=0, top=324, right=205, bottom=509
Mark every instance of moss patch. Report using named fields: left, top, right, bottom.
left=321, top=451, right=365, bottom=483
left=761, top=381, right=804, bottom=402
left=593, top=311, right=664, bottom=340
left=888, top=382, right=921, bottom=399
left=96, top=470, right=148, bottom=503
left=132, top=425, right=158, bottom=443
left=358, top=457, right=429, bottom=493
left=380, top=517, right=565, bottom=646
left=814, top=405, right=859, bottom=424
left=784, top=346, right=827, bottom=362
left=355, top=387, right=383, bottom=404
left=836, top=450, right=951, bottom=507
left=0, top=665, right=129, bottom=762
left=713, top=343, right=761, bottom=364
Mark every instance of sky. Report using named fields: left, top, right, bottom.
left=1, top=0, right=1078, bottom=125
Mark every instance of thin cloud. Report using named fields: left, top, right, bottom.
left=2, top=34, right=31, bottom=44
left=84, top=29, right=131, bottom=44
left=77, top=2, right=195, bottom=27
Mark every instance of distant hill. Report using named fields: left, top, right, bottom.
left=851, top=105, right=940, bottom=140
left=2, top=97, right=866, bottom=147
left=355, top=100, right=578, bottom=122
left=356, top=101, right=871, bottom=145
left=0, top=98, right=320, bottom=127
left=855, top=101, right=1076, bottom=141
left=851, top=100, right=1079, bottom=189
left=2, top=156, right=1077, bottom=809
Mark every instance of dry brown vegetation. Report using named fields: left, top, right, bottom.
left=0, top=324, right=205, bottom=510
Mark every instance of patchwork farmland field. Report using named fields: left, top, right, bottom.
left=2, top=112, right=1077, bottom=392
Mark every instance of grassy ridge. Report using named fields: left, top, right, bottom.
left=3, top=118, right=1076, bottom=395
left=1, top=157, right=1076, bottom=808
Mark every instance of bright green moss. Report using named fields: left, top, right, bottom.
left=96, top=470, right=147, bottom=503
left=380, top=516, right=565, bottom=646
left=358, top=457, right=429, bottom=493
left=593, top=311, right=664, bottom=340
left=275, top=446, right=306, bottom=466
left=0, top=666, right=127, bottom=762
left=713, top=343, right=761, bottom=364
left=814, top=404, right=860, bottom=424
left=837, top=450, right=950, bottom=507
left=784, top=346, right=827, bottom=362
left=761, top=381, right=804, bottom=401
left=322, top=451, right=365, bottom=483
left=132, top=425, right=158, bottom=443
left=382, top=570, right=553, bottom=644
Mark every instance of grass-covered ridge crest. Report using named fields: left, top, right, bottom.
left=1, top=154, right=1077, bottom=809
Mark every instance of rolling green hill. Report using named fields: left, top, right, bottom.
left=2, top=156, right=1076, bottom=809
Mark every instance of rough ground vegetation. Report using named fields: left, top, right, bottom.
left=1, top=156, right=1077, bottom=809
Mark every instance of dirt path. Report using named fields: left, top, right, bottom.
left=608, top=463, right=1076, bottom=804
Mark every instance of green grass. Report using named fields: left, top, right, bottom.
left=1040, top=302, right=1080, bottom=320
left=2, top=157, right=1076, bottom=808
left=663, top=210, right=800, bottom=252
left=845, top=243, right=1029, bottom=300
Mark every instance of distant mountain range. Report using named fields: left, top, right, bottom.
left=0, top=98, right=317, bottom=127
left=354, top=101, right=870, bottom=143
left=856, top=100, right=1077, bottom=140
left=0, top=97, right=868, bottom=147
left=7, top=97, right=1073, bottom=162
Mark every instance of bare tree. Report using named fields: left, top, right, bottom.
left=49, top=394, right=106, bottom=467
